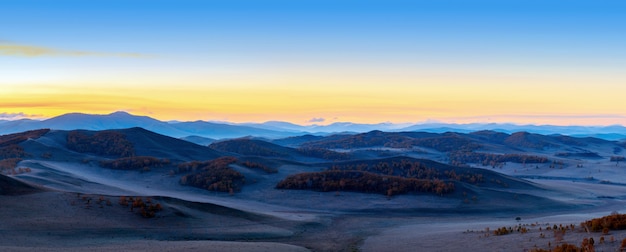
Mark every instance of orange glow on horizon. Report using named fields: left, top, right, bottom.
left=2, top=79, right=626, bottom=126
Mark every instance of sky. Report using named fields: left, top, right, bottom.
left=1, top=0, right=625, bottom=125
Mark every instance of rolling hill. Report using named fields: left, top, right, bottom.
left=3, top=126, right=626, bottom=251
left=210, top=138, right=351, bottom=161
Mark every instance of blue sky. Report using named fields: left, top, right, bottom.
left=1, top=0, right=625, bottom=125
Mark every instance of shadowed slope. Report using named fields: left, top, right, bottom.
left=210, top=138, right=350, bottom=161
left=116, top=127, right=225, bottom=161
left=0, top=174, right=42, bottom=195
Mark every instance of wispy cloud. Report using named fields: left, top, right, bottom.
left=307, top=117, right=325, bottom=123
left=0, top=112, right=40, bottom=120
left=0, top=42, right=146, bottom=58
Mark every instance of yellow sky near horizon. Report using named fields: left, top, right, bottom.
left=2, top=77, right=626, bottom=126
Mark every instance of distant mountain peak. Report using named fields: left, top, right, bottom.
left=109, top=111, right=133, bottom=116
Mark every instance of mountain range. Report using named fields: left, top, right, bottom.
left=2, top=111, right=626, bottom=140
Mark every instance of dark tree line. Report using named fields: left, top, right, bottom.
left=99, top=156, right=171, bottom=171
left=67, top=131, right=135, bottom=157
left=0, top=144, right=27, bottom=159
left=448, top=151, right=549, bottom=167
left=276, top=170, right=455, bottom=196
left=391, top=135, right=481, bottom=152
left=302, top=132, right=480, bottom=152
left=0, top=129, right=50, bottom=147
left=179, top=157, right=244, bottom=194
left=0, top=129, right=50, bottom=161
left=240, top=161, right=277, bottom=174
left=118, top=196, right=163, bottom=218
left=583, top=213, right=626, bottom=232
left=0, top=158, right=31, bottom=175
left=329, top=159, right=484, bottom=185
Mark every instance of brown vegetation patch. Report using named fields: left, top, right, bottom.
left=329, top=159, right=485, bottom=185
left=0, top=129, right=50, bottom=147
left=0, top=144, right=27, bottom=159
left=276, top=170, right=454, bottom=197
left=118, top=195, right=163, bottom=218
left=99, top=156, right=171, bottom=171
left=448, top=151, right=549, bottom=167
left=67, top=130, right=135, bottom=157
left=240, top=161, right=277, bottom=174
left=0, top=158, right=31, bottom=175
left=583, top=212, right=626, bottom=232
left=178, top=157, right=244, bottom=194
left=301, top=131, right=481, bottom=152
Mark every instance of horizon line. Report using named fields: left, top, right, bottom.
left=2, top=110, right=626, bottom=128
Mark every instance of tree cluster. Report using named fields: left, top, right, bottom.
left=0, top=129, right=49, bottom=147
left=67, top=131, right=135, bottom=157
left=329, top=159, right=484, bottom=185
left=301, top=131, right=409, bottom=149
left=276, top=170, right=454, bottom=197
left=0, top=158, right=21, bottom=171
left=493, top=226, right=511, bottom=236
left=503, top=132, right=554, bottom=149
left=240, top=161, right=277, bottom=174
left=583, top=213, right=626, bottom=232
left=118, top=196, right=163, bottom=218
left=179, top=157, right=244, bottom=194
left=555, top=152, right=601, bottom=158
left=531, top=243, right=582, bottom=252
left=610, top=156, right=626, bottom=162
left=448, top=151, right=549, bottom=167
left=175, top=157, right=238, bottom=174
left=300, top=131, right=480, bottom=152
left=0, top=158, right=31, bottom=175
left=99, top=156, right=171, bottom=171
left=330, top=159, right=438, bottom=178
left=398, top=135, right=481, bottom=152
left=0, top=144, right=27, bottom=159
